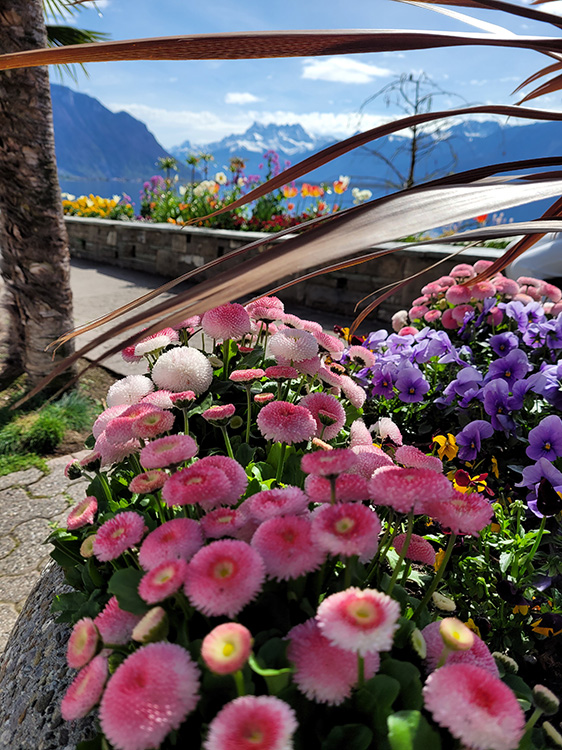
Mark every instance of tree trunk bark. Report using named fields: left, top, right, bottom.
left=0, top=0, right=75, bottom=392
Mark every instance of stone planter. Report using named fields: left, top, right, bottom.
left=0, top=563, right=94, bottom=750
left=65, top=216, right=503, bottom=320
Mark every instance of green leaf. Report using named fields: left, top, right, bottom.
left=388, top=711, right=441, bottom=750
left=355, top=674, right=401, bottom=734
left=108, top=568, right=150, bottom=615
left=379, top=659, right=423, bottom=710
left=50, top=545, right=81, bottom=570
left=322, top=724, right=373, bottom=750
left=502, top=673, right=534, bottom=704
left=235, top=442, right=255, bottom=468
left=500, top=551, right=513, bottom=574
left=77, top=735, right=104, bottom=750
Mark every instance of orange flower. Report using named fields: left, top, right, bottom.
left=333, top=176, right=350, bottom=194
left=283, top=184, right=298, bottom=198
left=287, top=202, right=295, bottom=211
left=317, top=201, right=327, bottom=212
left=475, top=214, right=488, bottom=224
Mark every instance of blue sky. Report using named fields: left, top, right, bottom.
left=49, top=0, right=562, bottom=149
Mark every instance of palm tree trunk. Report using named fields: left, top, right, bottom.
left=0, top=0, right=75, bottom=391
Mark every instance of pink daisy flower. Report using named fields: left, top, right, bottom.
left=494, top=277, right=520, bottom=296
left=162, top=464, right=231, bottom=508
left=134, top=327, right=180, bottom=356
left=152, top=347, right=213, bottom=394
left=67, top=496, right=98, bottom=531
left=394, top=445, right=443, bottom=473
left=106, top=375, right=154, bottom=408
left=245, top=486, right=309, bottom=521
left=304, top=473, right=369, bottom=503
left=170, top=390, right=196, bottom=407
left=257, top=401, right=316, bottom=444
left=450, top=263, right=476, bottom=280
left=311, top=503, right=381, bottom=562
left=79, top=451, right=102, bottom=471
left=469, top=281, right=496, bottom=301
left=264, top=365, right=298, bottom=380
left=129, top=470, right=168, bottom=495
left=451, top=304, right=475, bottom=325
left=201, top=303, right=251, bottom=340
left=94, top=596, right=143, bottom=646
left=349, top=419, right=374, bottom=447
left=446, top=284, right=472, bottom=305
left=246, top=295, right=285, bottom=321
left=121, top=344, right=142, bottom=364
left=339, top=375, right=366, bottom=408
left=268, top=328, right=318, bottom=363
left=229, top=368, right=265, bottom=382
left=140, top=433, right=198, bottom=469
left=421, top=621, right=499, bottom=675
left=350, top=444, right=395, bottom=479
left=200, top=508, right=246, bottom=539
left=347, top=345, right=376, bottom=367
left=287, top=618, right=380, bottom=705
left=391, top=310, right=409, bottom=332
left=93, top=512, right=146, bottom=562
left=290, top=355, right=321, bottom=376
left=140, top=389, right=175, bottom=409
left=67, top=617, right=99, bottom=669
left=316, top=587, right=400, bottom=655
left=373, top=417, right=402, bottom=445
left=425, top=489, right=494, bottom=536
left=204, top=695, right=297, bottom=750
left=99, top=643, right=200, bottom=750
left=254, top=392, right=275, bottom=405
left=131, top=407, right=175, bottom=439
left=94, top=432, right=140, bottom=468
left=199, top=455, right=248, bottom=504
left=314, top=331, right=345, bottom=357
left=299, top=392, right=346, bottom=441
left=185, top=539, right=265, bottom=618
left=61, top=653, right=108, bottom=721
left=369, top=466, right=452, bottom=515
left=423, top=664, right=525, bottom=750
left=424, top=309, right=442, bottom=323
left=201, top=622, right=253, bottom=675
left=301, top=448, right=358, bottom=477
left=105, top=403, right=156, bottom=444
left=251, top=515, right=325, bottom=581
left=393, top=533, right=436, bottom=566
left=92, top=405, right=129, bottom=439
left=138, top=518, right=203, bottom=570
left=202, top=403, right=236, bottom=423
left=131, top=606, right=168, bottom=643
left=138, top=558, right=189, bottom=604
left=174, top=314, right=201, bottom=330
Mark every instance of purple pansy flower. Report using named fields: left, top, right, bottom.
left=395, top=368, right=430, bottom=403
left=526, top=415, right=562, bottom=461
left=482, top=379, right=516, bottom=432
left=517, top=457, right=562, bottom=517
left=489, top=331, right=519, bottom=358
left=371, top=367, right=395, bottom=399
left=522, top=324, right=547, bottom=349
left=456, top=420, right=494, bottom=461
left=485, top=348, right=530, bottom=387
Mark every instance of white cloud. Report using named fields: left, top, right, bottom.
left=225, top=92, right=262, bottom=105
left=301, top=56, right=392, bottom=84
left=106, top=102, right=392, bottom=147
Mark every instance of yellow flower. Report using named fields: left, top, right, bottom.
left=491, top=456, right=499, bottom=479
left=513, top=605, right=529, bottom=616
left=434, top=548, right=446, bottom=571
left=432, top=434, right=458, bottom=461
left=464, top=618, right=481, bottom=638
left=490, top=522, right=501, bottom=533
left=532, top=618, right=562, bottom=637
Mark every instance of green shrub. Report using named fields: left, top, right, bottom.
left=23, top=413, right=66, bottom=454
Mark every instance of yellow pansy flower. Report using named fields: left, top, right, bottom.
left=432, top=434, right=458, bottom=461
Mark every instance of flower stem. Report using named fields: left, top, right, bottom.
left=412, top=532, right=457, bottom=622
left=387, top=510, right=415, bottom=597
left=220, top=426, right=235, bottom=459
left=245, top=385, right=252, bottom=443
left=233, top=669, right=246, bottom=697
left=357, top=654, right=365, bottom=688
left=275, top=442, right=287, bottom=484
left=522, top=515, right=547, bottom=577
left=223, top=338, right=231, bottom=380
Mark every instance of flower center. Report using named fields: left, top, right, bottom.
left=222, top=641, right=235, bottom=657
left=335, top=517, right=355, bottom=535
left=545, top=442, right=552, bottom=451
left=111, top=527, right=125, bottom=539
left=214, top=559, right=235, bottom=580
left=347, top=599, right=381, bottom=628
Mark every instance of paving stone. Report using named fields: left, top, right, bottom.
left=0, top=536, right=16, bottom=562
left=0, top=604, right=18, bottom=651
left=0, top=573, right=40, bottom=606
left=0, top=469, right=44, bottom=492
left=0, top=521, right=51, bottom=575
left=0, top=488, right=44, bottom=535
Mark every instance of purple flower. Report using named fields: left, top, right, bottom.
left=526, top=415, right=562, bottom=461
left=371, top=367, right=395, bottom=399
left=456, top=420, right=494, bottom=461
left=500, top=300, right=528, bottom=330
left=482, top=380, right=515, bottom=432
left=485, top=348, right=530, bottom=387
left=386, top=333, right=414, bottom=355
left=534, top=362, right=562, bottom=410
left=544, top=319, right=562, bottom=350
left=395, top=368, right=430, bottom=403
left=517, top=457, right=562, bottom=517
left=365, top=330, right=388, bottom=350
left=489, top=332, right=518, bottom=357
left=522, top=324, right=546, bottom=349
left=413, top=330, right=452, bottom=363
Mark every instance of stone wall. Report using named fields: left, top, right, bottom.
left=65, top=216, right=503, bottom=320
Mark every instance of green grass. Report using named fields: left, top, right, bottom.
left=0, top=453, right=48, bottom=477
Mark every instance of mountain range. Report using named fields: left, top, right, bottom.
left=51, top=83, right=561, bottom=219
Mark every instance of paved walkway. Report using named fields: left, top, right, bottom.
left=0, top=451, right=90, bottom=651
